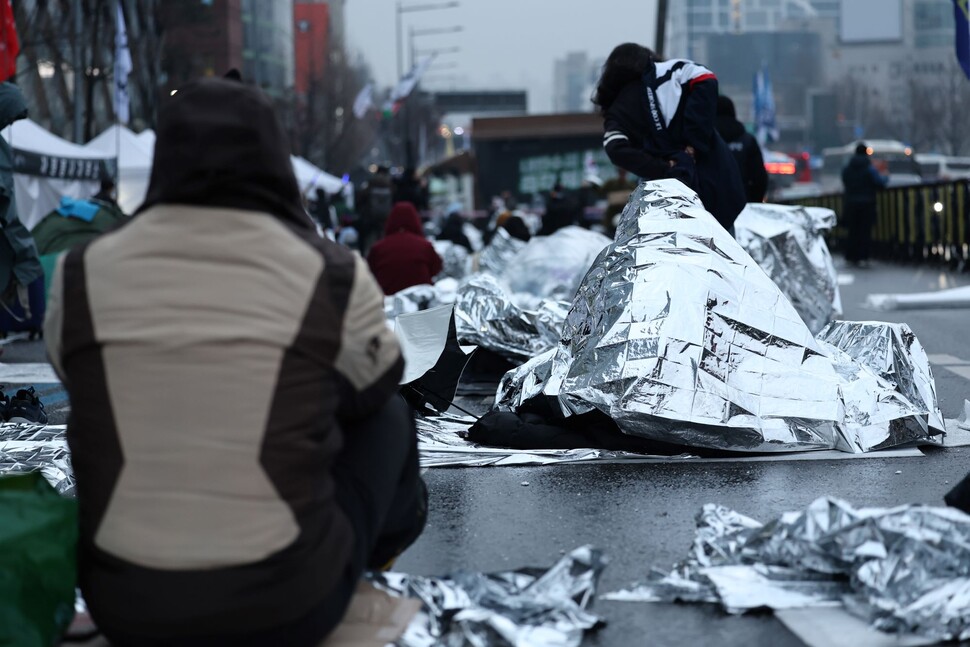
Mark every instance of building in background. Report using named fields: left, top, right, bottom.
left=294, top=1, right=330, bottom=98
left=552, top=52, right=599, bottom=114
left=159, top=0, right=243, bottom=95
left=241, top=0, right=295, bottom=97
left=665, top=0, right=961, bottom=152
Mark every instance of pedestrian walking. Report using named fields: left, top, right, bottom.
left=593, top=43, right=746, bottom=233
left=841, top=142, right=888, bottom=267
left=357, top=166, right=393, bottom=254
left=716, top=95, right=768, bottom=203
left=45, top=77, right=426, bottom=646
left=367, top=201, right=443, bottom=294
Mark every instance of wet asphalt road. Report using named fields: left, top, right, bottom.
left=15, top=259, right=970, bottom=646
left=395, top=260, right=970, bottom=647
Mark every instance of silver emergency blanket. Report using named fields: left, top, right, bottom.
left=500, top=226, right=611, bottom=303
left=432, top=240, right=472, bottom=281
left=603, top=498, right=970, bottom=642
left=454, top=274, right=569, bottom=361
left=371, top=545, right=606, bottom=647
left=384, top=280, right=459, bottom=320
left=735, top=203, right=841, bottom=334
left=0, top=424, right=73, bottom=495
left=415, top=414, right=697, bottom=467
left=496, top=180, right=942, bottom=453
left=478, top=227, right=527, bottom=275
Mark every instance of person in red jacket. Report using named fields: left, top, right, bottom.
left=367, top=201, right=443, bottom=294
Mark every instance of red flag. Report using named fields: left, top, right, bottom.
left=0, top=0, right=19, bottom=82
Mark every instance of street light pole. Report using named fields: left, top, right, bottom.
left=655, top=0, right=669, bottom=58
left=396, top=0, right=403, bottom=79
left=73, top=0, right=82, bottom=143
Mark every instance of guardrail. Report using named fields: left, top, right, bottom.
left=784, top=180, right=970, bottom=267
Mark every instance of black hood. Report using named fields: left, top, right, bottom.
left=715, top=114, right=746, bottom=142
left=138, top=78, right=311, bottom=229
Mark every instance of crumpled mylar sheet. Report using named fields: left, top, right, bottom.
left=0, top=423, right=73, bottom=496
left=414, top=414, right=693, bottom=467
left=500, top=226, right=611, bottom=305
left=432, top=240, right=472, bottom=281
left=454, top=274, right=569, bottom=361
left=734, top=203, right=842, bottom=334
left=496, top=180, right=943, bottom=453
left=602, top=497, right=970, bottom=642
left=478, top=227, right=527, bottom=275
left=371, top=545, right=607, bottom=647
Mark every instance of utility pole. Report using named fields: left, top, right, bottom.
left=73, top=0, right=83, bottom=143
left=655, top=0, right=669, bottom=58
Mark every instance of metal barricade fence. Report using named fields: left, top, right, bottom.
left=784, top=180, right=970, bottom=267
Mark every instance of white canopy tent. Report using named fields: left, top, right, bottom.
left=1, top=119, right=115, bottom=230
left=87, top=125, right=153, bottom=214
left=131, top=130, right=344, bottom=201
left=290, top=155, right=344, bottom=197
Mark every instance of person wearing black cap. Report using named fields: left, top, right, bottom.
left=716, top=95, right=768, bottom=203
left=45, top=77, right=427, bottom=646
left=841, top=142, right=888, bottom=266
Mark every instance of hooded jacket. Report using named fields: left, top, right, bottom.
left=45, top=78, right=403, bottom=639
left=716, top=96, right=768, bottom=203
left=842, top=153, right=887, bottom=204
left=601, top=59, right=746, bottom=230
left=0, top=83, right=42, bottom=292
left=367, top=201, right=443, bottom=294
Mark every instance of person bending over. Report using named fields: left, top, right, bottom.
left=593, top=43, right=746, bottom=233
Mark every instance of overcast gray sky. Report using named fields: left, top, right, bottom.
left=345, top=0, right=659, bottom=114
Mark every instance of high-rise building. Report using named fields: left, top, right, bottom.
left=241, top=0, right=295, bottom=98
left=553, top=52, right=598, bottom=114
left=294, top=1, right=331, bottom=98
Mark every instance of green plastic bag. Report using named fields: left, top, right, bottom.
left=0, top=472, right=78, bottom=647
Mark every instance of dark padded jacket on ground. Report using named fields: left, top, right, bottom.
left=602, top=59, right=746, bottom=230
left=44, top=78, right=403, bottom=639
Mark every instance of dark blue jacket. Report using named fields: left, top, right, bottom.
left=842, top=154, right=887, bottom=204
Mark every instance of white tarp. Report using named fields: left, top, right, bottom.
left=87, top=124, right=153, bottom=214
left=2, top=119, right=114, bottom=230
left=291, top=155, right=344, bottom=196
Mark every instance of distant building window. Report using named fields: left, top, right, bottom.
left=914, top=0, right=951, bottom=31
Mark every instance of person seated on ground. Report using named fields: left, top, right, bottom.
left=91, top=178, right=123, bottom=216
left=437, top=209, right=473, bottom=252
left=44, top=77, right=427, bottom=647
left=539, top=182, right=579, bottom=236
left=367, top=201, right=443, bottom=295
left=337, top=213, right=360, bottom=251
left=501, top=213, right=532, bottom=243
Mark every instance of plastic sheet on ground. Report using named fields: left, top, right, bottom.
left=735, top=203, right=841, bottom=334
left=0, top=424, right=73, bottom=496
left=496, top=180, right=943, bottom=454
left=370, top=545, right=606, bottom=647
left=603, top=497, right=970, bottom=643
left=866, top=284, right=970, bottom=311
left=454, top=274, right=569, bottom=361
left=415, top=414, right=685, bottom=467
left=501, top=226, right=611, bottom=304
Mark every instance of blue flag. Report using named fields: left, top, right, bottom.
left=956, top=0, right=970, bottom=79
left=752, top=66, right=778, bottom=146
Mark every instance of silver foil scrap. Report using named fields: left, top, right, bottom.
left=603, top=498, right=970, bottom=642
left=454, top=274, right=569, bottom=361
left=496, top=180, right=942, bottom=453
left=734, top=203, right=842, bottom=334
left=501, top=226, right=611, bottom=304
left=370, top=545, right=607, bottom=647
left=0, top=423, right=74, bottom=496
left=477, top=227, right=527, bottom=275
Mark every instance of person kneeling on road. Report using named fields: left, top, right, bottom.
left=44, top=77, right=426, bottom=647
